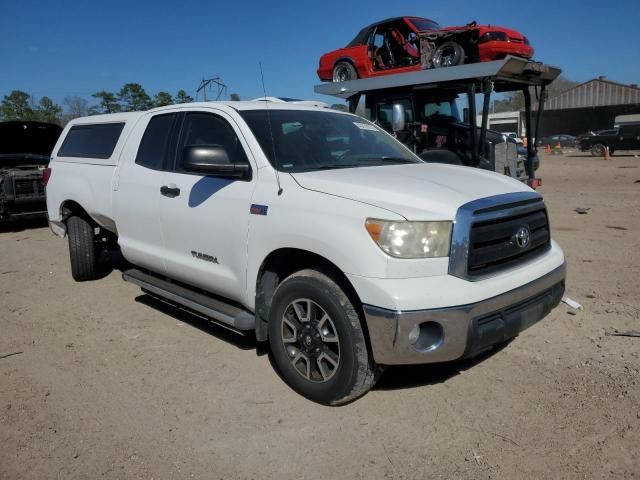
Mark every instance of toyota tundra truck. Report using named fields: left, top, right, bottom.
left=45, top=102, right=566, bottom=405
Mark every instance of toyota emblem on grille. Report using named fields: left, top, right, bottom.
left=514, top=226, right=531, bottom=249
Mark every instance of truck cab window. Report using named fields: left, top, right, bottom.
left=135, top=113, right=176, bottom=170
left=178, top=113, right=248, bottom=169
left=424, top=101, right=454, bottom=119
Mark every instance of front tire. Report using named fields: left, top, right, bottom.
left=332, top=61, right=358, bottom=82
left=268, top=269, right=377, bottom=405
left=591, top=144, right=606, bottom=156
left=67, top=216, right=98, bottom=281
left=432, top=41, right=466, bottom=68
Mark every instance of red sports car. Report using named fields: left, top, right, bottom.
left=317, top=16, right=534, bottom=82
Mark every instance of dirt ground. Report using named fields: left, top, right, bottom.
left=1, top=151, right=639, bottom=479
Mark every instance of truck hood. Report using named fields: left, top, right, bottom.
left=290, top=163, right=531, bottom=220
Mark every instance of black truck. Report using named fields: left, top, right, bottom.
left=579, top=123, right=640, bottom=156
left=0, top=121, right=62, bottom=221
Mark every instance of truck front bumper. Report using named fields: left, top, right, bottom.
left=362, top=263, right=566, bottom=365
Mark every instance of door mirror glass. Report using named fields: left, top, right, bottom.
left=391, top=103, right=406, bottom=132
left=182, top=145, right=250, bottom=179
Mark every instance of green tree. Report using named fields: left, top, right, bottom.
left=91, top=91, right=121, bottom=114
left=330, top=103, right=348, bottom=112
left=153, top=91, right=174, bottom=107
left=229, top=93, right=241, bottom=101
left=493, top=93, right=524, bottom=113
left=35, top=96, right=62, bottom=123
left=118, top=83, right=152, bottom=111
left=548, top=76, right=580, bottom=96
left=0, top=90, right=35, bottom=120
left=175, top=89, right=194, bottom=104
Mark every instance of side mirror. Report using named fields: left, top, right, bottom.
left=391, top=104, right=406, bottom=132
left=182, top=145, right=250, bottom=179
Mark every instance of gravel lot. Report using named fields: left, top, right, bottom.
left=1, top=151, right=639, bottom=479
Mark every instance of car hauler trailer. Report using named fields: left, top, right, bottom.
left=315, top=55, right=561, bottom=187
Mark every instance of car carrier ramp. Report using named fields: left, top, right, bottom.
left=314, top=56, right=561, bottom=99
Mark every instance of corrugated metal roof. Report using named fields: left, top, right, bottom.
left=544, top=78, right=640, bottom=110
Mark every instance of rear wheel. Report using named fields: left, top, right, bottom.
left=268, top=269, right=377, bottom=405
left=332, top=61, right=358, bottom=82
left=67, top=216, right=98, bottom=281
left=591, top=144, right=606, bottom=156
left=432, top=41, right=465, bottom=68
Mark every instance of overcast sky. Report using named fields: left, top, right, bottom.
left=2, top=0, right=639, bottom=107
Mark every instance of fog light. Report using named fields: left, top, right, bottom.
left=408, top=324, right=420, bottom=345
left=409, top=322, right=444, bottom=352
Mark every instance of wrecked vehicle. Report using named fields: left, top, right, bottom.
left=318, top=16, right=534, bottom=82
left=0, top=121, right=62, bottom=221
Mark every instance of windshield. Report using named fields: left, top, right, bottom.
left=407, top=17, right=441, bottom=31
left=239, top=110, right=421, bottom=172
left=423, top=101, right=458, bottom=119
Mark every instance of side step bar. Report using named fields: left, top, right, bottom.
left=122, top=269, right=255, bottom=331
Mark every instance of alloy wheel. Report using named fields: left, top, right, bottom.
left=281, top=298, right=340, bottom=382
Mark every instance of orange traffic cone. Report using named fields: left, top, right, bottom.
left=546, top=144, right=551, bottom=154
left=605, top=146, right=610, bottom=160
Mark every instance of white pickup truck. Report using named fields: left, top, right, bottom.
left=46, top=102, right=566, bottom=405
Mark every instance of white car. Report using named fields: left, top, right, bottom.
left=45, top=101, right=566, bottom=405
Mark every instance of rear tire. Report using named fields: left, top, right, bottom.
left=268, top=269, right=377, bottom=405
left=332, top=61, right=358, bottom=82
left=432, top=41, right=465, bottom=68
left=67, top=216, right=98, bottom=282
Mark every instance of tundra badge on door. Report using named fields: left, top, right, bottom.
left=191, top=251, right=219, bottom=264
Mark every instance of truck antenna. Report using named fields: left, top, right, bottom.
left=259, top=62, right=283, bottom=196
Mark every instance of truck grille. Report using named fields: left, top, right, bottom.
left=467, top=206, right=550, bottom=277
left=14, top=178, right=45, bottom=198
left=449, top=193, right=551, bottom=280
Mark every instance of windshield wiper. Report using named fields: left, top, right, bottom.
left=289, top=164, right=361, bottom=172
left=379, top=156, right=413, bottom=163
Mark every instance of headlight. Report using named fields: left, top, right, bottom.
left=365, top=219, right=452, bottom=258
left=480, top=31, right=509, bottom=42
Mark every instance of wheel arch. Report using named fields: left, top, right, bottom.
left=333, top=57, right=360, bottom=77
left=59, top=199, right=97, bottom=227
left=254, top=248, right=368, bottom=345
left=334, top=56, right=357, bottom=67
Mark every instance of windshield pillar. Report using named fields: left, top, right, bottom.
left=467, top=83, right=477, bottom=165
left=523, top=87, right=535, bottom=180
left=479, top=79, right=492, bottom=160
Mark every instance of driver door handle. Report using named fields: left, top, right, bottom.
left=160, top=185, right=180, bottom=197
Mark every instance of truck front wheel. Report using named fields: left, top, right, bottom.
left=67, top=216, right=98, bottom=282
left=268, top=269, right=377, bottom=405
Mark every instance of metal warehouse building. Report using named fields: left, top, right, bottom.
left=536, top=77, right=640, bottom=136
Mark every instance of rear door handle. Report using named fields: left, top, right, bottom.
left=160, top=185, right=180, bottom=197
